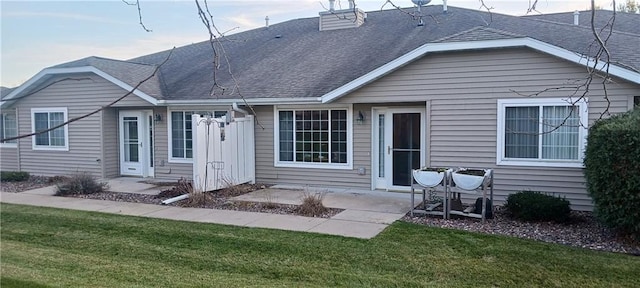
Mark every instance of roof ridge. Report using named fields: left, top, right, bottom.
left=514, top=11, right=640, bottom=37
left=524, top=16, right=640, bottom=37
left=90, top=56, right=158, bottom=67
left=523, top=9, right=640, bottom=16
left=433, top=26, right=524, bottom=43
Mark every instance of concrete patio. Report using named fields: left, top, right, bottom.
left=0, top=178, right=415, bottom=239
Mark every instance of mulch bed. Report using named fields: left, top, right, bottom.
left=74, top=182, right=342, bottom=219
left=0, top=176, right=60, bottom=192
left=403, top=207, right=640, bottom=255
left=3, top=176, right=639, bottom=254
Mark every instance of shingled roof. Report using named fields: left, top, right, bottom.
left=523, top=9, right=640, bottom=35
left=6, top=5, right=639, bottom=103
left=128, top=5, right=639, bottom=101
left=49, top=56, right=166, bottom=99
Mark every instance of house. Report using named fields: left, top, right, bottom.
left=1, top=5, right=639, bottom=210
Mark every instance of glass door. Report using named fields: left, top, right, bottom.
left=373, top=107, right=425, bottom=191
left=391, top=113, right=421, bottom=187
left=119, top=110, right=153, bottom=177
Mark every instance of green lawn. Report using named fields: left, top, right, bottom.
left=1, top=203, right=638, bottom=287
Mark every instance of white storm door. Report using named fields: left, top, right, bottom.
left=119, top=111, right=146, bottom=176
left=373, top=108, right=425, bottom=191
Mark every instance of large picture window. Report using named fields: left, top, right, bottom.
left=497, top=98, right=588, bottom=167
left=169, top=110, right=227, bottom=161
left=1, top=109, right=17, bottom=146
left=276, top=107, right=351, bottom=169
left=31, top=108, right=68, bottom=150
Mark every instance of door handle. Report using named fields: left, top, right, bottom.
left=388, top=146, right=391, bottom=155
left=139, top=142, right=143, bottom=147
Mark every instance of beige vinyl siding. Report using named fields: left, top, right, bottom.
left=1, top=108, right=19, bottom=171
left=254, top=105, right=371, bottom=188
left=12, top=74, right=156, bottom=178
left=0, top=147, right=19, bottom=171
left=153, top=106, right=191, bottom=181
left=101, top=108, right=119, bottom=178
left=336, top=48, right=638, bottom=210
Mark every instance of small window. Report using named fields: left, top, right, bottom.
left=1, top=109, right=18, bottom=146
left=275, top=107, right=351, bottom=169
left=31, top=108, right=68, bottom=151
left=497, top=98, right=588, bottom=167
left=634, top=96, right=639, bottom=109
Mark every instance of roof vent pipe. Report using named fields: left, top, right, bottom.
left=265, top=16, right=269, bottom=27
left=329, top=0, right=335, bottom=11
left=348, top=0, right=355, bottom=9
left=573, top=11, right=579, bottom=25
left=443, top=0, right=448, bottom=13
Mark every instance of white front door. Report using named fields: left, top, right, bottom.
left=372, top=108, right=425, bottom=191
left=119, top=110, right=154, bottom=177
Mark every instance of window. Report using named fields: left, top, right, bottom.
left=275, top=107, right=351, bottom=169
left=634, top=96, right=640, bottom=109
left=169, top=110, right=226, bottom=161
left=497, top=98, right=588, bottom=167
left=1, top=109, right=17, bottom=146
left=31, top=108, right=68, bottom=150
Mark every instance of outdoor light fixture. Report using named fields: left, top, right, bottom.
left=154, top=113, right=163, bottom=122
left=356, top=110, right=366, bottom=124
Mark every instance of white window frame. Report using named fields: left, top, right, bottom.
left=0, top=109, right=18, bottom=148
left=496, top=98, right=588, bottom=168
left=31, top=107, right=69, bottom=151
left=167, top=109, right=227, bottom=163
left=273, top=104, right=353, bottom=170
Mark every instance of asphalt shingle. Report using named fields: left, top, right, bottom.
left=128, top=5, right=639, bottom=100
left=10, top=5, right=638, bottom=101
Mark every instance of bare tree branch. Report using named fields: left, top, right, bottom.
left=589, top=0, right=614, bottom=119
left=194, top=0, right=264, bottom=129
left=478, top=0, right=494, bottom=25
left=1, top=48, right=175, bottom=143
left=122, top=0, right=152, bottom=32
left=526, top=0, right=541, bottom=14
left=381, top=0, right=439, bottom=25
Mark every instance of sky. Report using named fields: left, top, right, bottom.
left=0, top=0, right=613, bottom=87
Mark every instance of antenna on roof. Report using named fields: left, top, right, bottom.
left=265, top=16, right=270, bottom=27
left=411, top=0, right=432, bottom=26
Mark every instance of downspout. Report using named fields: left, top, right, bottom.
left=232, top=102, right=249, bottom=116
left=161, top=194, right=189, bottom=205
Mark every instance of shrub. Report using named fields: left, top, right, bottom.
left=55, top=173, right=108, bottom=196
left=0, top=171, right=30, bottom=182
left=182, top=191, right=210, bottom=207
left=296, top=191, right=328, bottom=217
left=48, top=175, right=70, bottom=184
left=584, top=108, right=640, bottom=239
left=504, top=191, right=571, bottom=223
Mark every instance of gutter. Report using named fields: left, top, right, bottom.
left=158, top=97, right=322, bottom=106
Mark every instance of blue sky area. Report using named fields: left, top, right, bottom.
left=1, top=0, right=606, bottom=87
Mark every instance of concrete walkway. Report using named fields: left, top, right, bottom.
left=0, top=182, right=415, bottom=239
